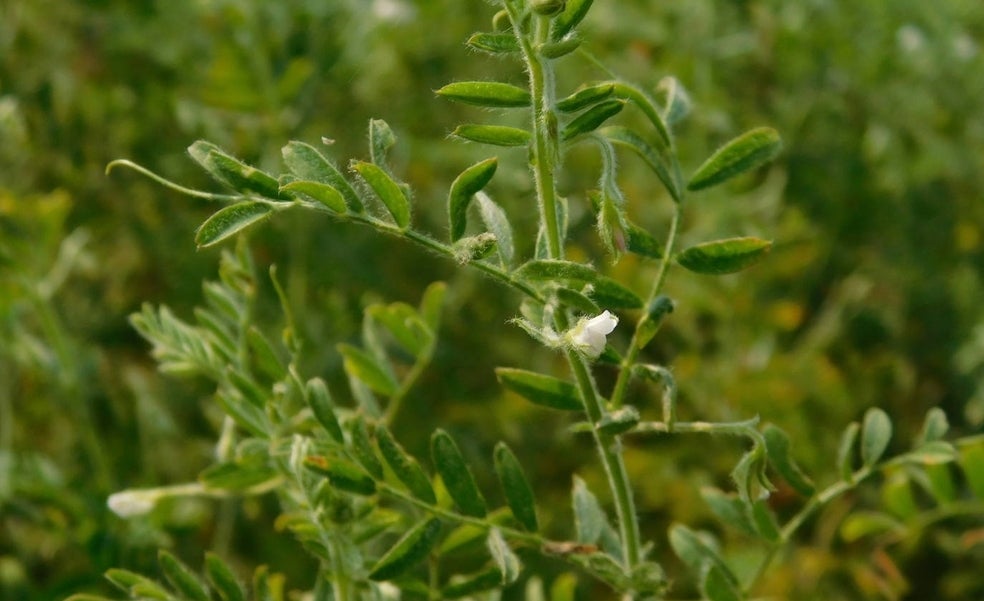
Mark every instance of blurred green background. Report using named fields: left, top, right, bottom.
left=2, top=0, right=983, bottom=599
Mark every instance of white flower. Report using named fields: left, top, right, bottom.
left=107, top=490, right=158, bottom=518
left=107, top=482, right=209, bottom=518
left=570, top=310, right=619, bottom=358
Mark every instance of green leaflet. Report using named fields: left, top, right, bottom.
left=561, top=99, right=625, bottom=141
left=917, top=407, right=950, bottom=445
left=655, top=76, right=691, bottom=127
left=572, top=475, right=605, bottom=544
left=351, top=160, right=412, bottom=229
left=442, top=567, right=502, bottom=599
left=539, top=35, right=582, bottom=59
left=246, top=326, right=286, bottom=381
left=861, top=407, right=892, bottom=467
left=601, top=126, right=681, bottom=202
left=252, top=566, right=281, bottom=601
left=348, top=416, right=385, bottom=479
left=158, top=550, right=210, bottom=601
left=105, top=569, right=170, bottom=600
left=376, top=424, right=437, bottom=504
left=369, top=118, right=397, bottom=168
left=281, top=141, right=364, bottom=212
left=436, top=81, right=531, bottom=108
left=188, top=140, right=286, bottom=199
left=304, top=455, right=377, bottom=496
left=199, top=461, right=279, bottom=492
left=431, top=429, right=488, bottom=517
left=305, top=378, right=345, bottom=444
left=195, top=201, right=274, bottom=249
left=467, top=32, right=520, bottom=54
left=279, top=181, right=347, bottom=213
left=701, top=564, right=743, bottom=601
left=625, top=222, right=663, bottom=259
left=837, top=422, right=861, bottom=481
left=668, top=524, right=740, bottom=590
left=487, top=527, right=521, bottom=584
left=493, top=442, right=539, bottom=532
left=477, top=192, right=515, bottom=268
left=448, top=157, right=498, bottom=242
left=368, top=518, right=443, bottom=581
left=699, top=487, right=757, bottom=537
left=205, top=553, right=246, bottom=601
left=557, top=83, right=616, bottom=113
left=515, top=259, right=643, bottom=308
left=762, top=424, right=816, bottom=497
left=676, top=237, right=773, bottom=275
left=368, top=302, right=432, bottom=358
left=495, top=367, right=582, bottom=411
left=452, top=124, right=531, bottom=147
left=687, top=126, right=782, bottom=191
left=338, top=343, right=398, bottom=397
left=419, top=280, right=447, bottom=333
left=551, top=0, right=595, bottom=41
left=610, top=83, right=673, bottom=149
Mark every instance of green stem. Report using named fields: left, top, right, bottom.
left=566, top=345, right=643, bottom=569
left=508, top=6, right=563, bottom=259
left=633, top=417, right=761, bottom=438
left=611, top=205, right=681, bottom=410
left=506, top=4, right=644, bottom=573
left=378, top=482, right=543, bottom=547
left=383, top=343, right=434, bottom=426
left=745, top=464, right=879, bottom=594
left=106, top=160, right=241, bottom=202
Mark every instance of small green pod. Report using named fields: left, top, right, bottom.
left=368, top=518, right=443, bottom=581
left=493, top=442, right=539, bottom=532
left=305, top=378, right=345, bottom=444
left=431, top=429, right=488, bottom=517
left=376, top=425, right=437, bottom=504
left=448, top=157, right=498, bottom=242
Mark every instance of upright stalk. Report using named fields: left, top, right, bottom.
left=511, top=7, right=563, bottom=260
left=610, top=206, right=683, bottom=410
left=508, top=3, right=642, bottom=572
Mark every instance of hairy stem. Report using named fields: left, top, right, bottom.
left=610, top=206, right=682, bottom=410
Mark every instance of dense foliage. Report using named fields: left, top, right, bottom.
left=2, top=1, right=983, bottom=600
